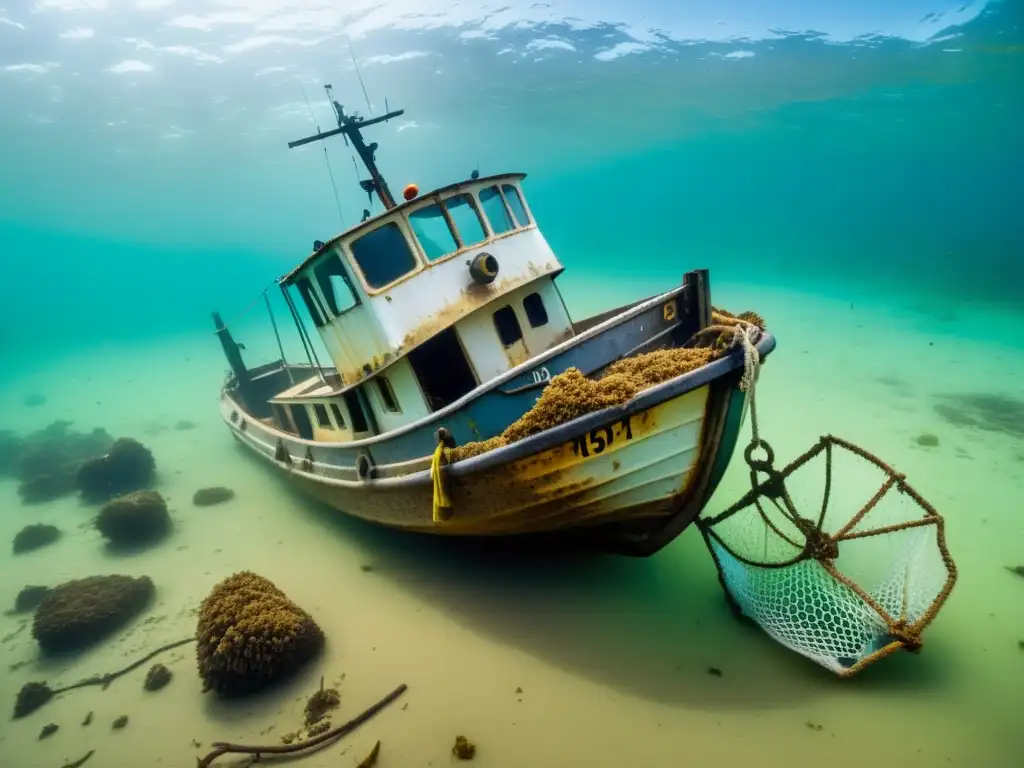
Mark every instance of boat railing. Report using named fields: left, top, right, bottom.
left=211, top=279, right=334, bottom=400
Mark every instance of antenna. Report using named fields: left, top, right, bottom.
left=287, top=83, right=404, bottom=210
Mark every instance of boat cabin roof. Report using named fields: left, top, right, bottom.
left=280, top=172, right=527, bottom=286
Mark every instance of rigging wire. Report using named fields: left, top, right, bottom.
left=299, top=82, right=320, bottom=131
left=344, top=15, right=373, bottom=115
left=323, top=148, right=346, bottom=227
left=299, top=80, right=345, bottom=227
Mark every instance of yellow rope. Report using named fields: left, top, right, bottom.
left=431, top=443, right=452, bottom=523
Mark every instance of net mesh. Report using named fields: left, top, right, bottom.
left=698, top=435, right=958, bottom=677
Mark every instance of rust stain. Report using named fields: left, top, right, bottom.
left=442, top=403, right=666, bottom=533
left=399, top=269, right=542, bottom=353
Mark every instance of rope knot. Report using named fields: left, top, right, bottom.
left=797, top=522, right=840, bottom=562
left=888, top=620, right=924, bottom=653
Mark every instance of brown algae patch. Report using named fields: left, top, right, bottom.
left=447, top=308, right=764, bottom=461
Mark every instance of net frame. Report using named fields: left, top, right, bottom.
left=697, top=434, right=958, bottom=677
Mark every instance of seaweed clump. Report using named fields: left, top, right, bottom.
left=13, top=523, right=61, bottom=554
left=448, top=308, right=764, bottom=461
left=304, top=681, right=340, bottom=727
left=76, top=438, right=156, bottom=503
left=32, top=574, right=155, bottom=655
left=95, top=491, right=171, bottom=548
left=196, top=571, right=325, bottom=697
left=192, top=487, right=235, bottom=507
left=453, top=735, right=476, bottom=760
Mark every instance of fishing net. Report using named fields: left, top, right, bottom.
left=697, top=331, right=958, bottom=677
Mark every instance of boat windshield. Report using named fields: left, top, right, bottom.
left=349, top=222, right=418, bottom=289
left=408, top=194, right=487, bottom=262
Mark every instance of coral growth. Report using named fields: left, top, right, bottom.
left=32, top=574, right=155, bottom=655
left=94, top=491, right=170, bottom=548
left=76, top=438, right=156, bottom=503
left=196, top=571, right=324, bottom=697
left=0, top=429, right=21, bottom=475
left=13, top=523, right=61, bottom=554
left=13, top=585, right=51, bottom=613
left=18, top=471, right=78, bottom=504
left=448, top=308, right=765, bottom=461
left=4, top=421, right=114, bottom=504
left=192, top=487, right=235, bottom=507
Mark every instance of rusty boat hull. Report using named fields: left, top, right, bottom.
left=219, top=327, right=775, bottom=557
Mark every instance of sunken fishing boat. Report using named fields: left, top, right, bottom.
left=212, top=86, right=777, bottom=556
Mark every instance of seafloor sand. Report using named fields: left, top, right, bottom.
left=0, top=280, right=1022, bottom=768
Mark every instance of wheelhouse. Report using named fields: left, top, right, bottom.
left=271, top=173, right=576, bottom=443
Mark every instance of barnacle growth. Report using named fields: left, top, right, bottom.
left=448, top=308, right=765, bottom=461
left=195, top=571, right=325, bottom=697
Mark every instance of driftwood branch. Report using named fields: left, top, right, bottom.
left=15, top=637, right=198, bottom=719
left=55, top=637, right=196, bottom=694
left=61, top=751, right=94, bottom=768
left=196, top=683, right=407, bottom=768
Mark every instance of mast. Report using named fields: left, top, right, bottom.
left=287, top=84, right=404, bottom=210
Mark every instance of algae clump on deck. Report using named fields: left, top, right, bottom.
left=447, top=308, right=765, bottom=461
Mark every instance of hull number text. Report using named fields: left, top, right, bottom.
left=531, top=366, right=551, bottom=385
left=570, top=415, right=634, bottom=458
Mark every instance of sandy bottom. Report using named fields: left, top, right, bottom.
left=0, top=279, right=1022, bottom=768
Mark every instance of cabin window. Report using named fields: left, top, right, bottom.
left=329, top=403, right=346, bottom=429
left=493, top=305, right=523, bottom=347
left=273, top=404, right=292, bottom=433
left=408, top=327, right=478, bottom=411
left=409, top=203, right=458, bottom=261
left=502, top=184, right=531, bottom=227
left=523, top=292, right=549, bottom=328
left=375, top=376, right=400, bottom=413
left=312, top=403, right=331, bottom=429
left=445, top=195, right=487, bottom=248
left=478, top=185, right=514, bottom=235
left=343, top=390, right=369, bottom=433
left=295, top=278, right=327, bottom=327
left=289, top=404, right=314, bottom=440
left=350, top=222, right=417, bottom=289
left=313, top=255, right=360, bottom=315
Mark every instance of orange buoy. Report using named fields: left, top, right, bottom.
left=403, top=183, right=419, bottom=201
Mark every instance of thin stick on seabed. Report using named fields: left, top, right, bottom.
left=196, top=683, right=408, bottom=768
